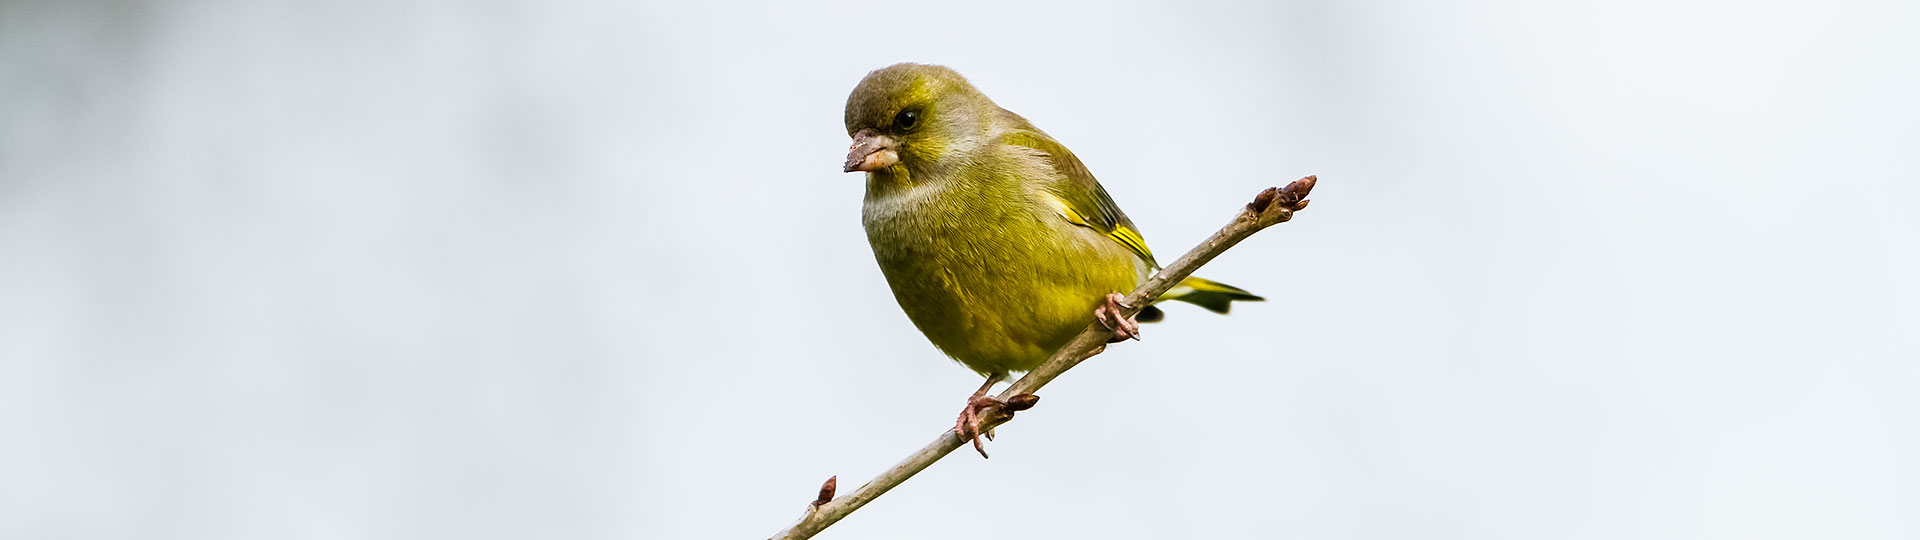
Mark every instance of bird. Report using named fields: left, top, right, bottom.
left=842, top=63, right=1262, bottom=457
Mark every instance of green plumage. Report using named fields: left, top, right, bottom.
left=845, top=63, right=1261, bottom=378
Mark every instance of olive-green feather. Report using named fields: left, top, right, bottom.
left=998, top=128, right=1158, bottom=266
left=997, top=121, right=1261, bottom=317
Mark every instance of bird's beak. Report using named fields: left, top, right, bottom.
left=843, top=129, right=899, bottom=173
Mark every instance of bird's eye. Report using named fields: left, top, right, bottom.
left=893, top=109, right=919, bottom=132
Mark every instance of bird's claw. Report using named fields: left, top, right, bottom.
left=954, top=392, right=1040, bottom=458
left=956, top=394, right=1002, bottom=458
left=1094, top=293, right=1141, bottom=343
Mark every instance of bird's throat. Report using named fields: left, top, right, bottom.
left=863, top=165, right=917, bottom=199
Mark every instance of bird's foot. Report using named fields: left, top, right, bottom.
left=954, top=392, right=1039, bottom=459
left=1094, top=293, right=1141, bottom=343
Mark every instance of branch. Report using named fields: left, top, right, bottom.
left=770, top=176, right=1318, bottom=540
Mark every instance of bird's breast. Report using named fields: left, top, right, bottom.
left=860, top=181, right=1143, bottom=375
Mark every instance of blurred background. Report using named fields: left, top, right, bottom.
left=3, top=1, right=1915, bottom=539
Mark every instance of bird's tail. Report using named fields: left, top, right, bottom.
left=1153, top=276, right=1264, bottom=317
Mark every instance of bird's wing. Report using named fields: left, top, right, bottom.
left=1000, top=128, right=1158, bottom=267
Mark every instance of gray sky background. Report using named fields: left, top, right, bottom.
left=3, top=1, right=1915, bottom=539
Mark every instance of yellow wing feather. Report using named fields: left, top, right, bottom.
left=1000, top=129, right=1158, bottom=266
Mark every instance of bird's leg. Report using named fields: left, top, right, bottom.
left=953, top=375, right=1039, bottom=458
left=954, top=376, right=1004, bottom=458
left=1094, top=293, right=1141, bottom=342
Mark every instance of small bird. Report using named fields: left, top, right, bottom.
left=843, top=63, right=1262, bottom=456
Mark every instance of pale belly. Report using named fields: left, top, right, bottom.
left=863, top=186, right=1146, bottom=376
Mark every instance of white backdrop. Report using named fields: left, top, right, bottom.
left=3, top=1, right=1915, bottom=539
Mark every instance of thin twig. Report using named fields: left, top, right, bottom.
left=771, top=177, right=1318, bottom=540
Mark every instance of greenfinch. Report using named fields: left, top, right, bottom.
left=843, top=63, right=1261, bottom=456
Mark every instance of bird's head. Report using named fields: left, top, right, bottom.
left=842, top=63, right=994, bottom=177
